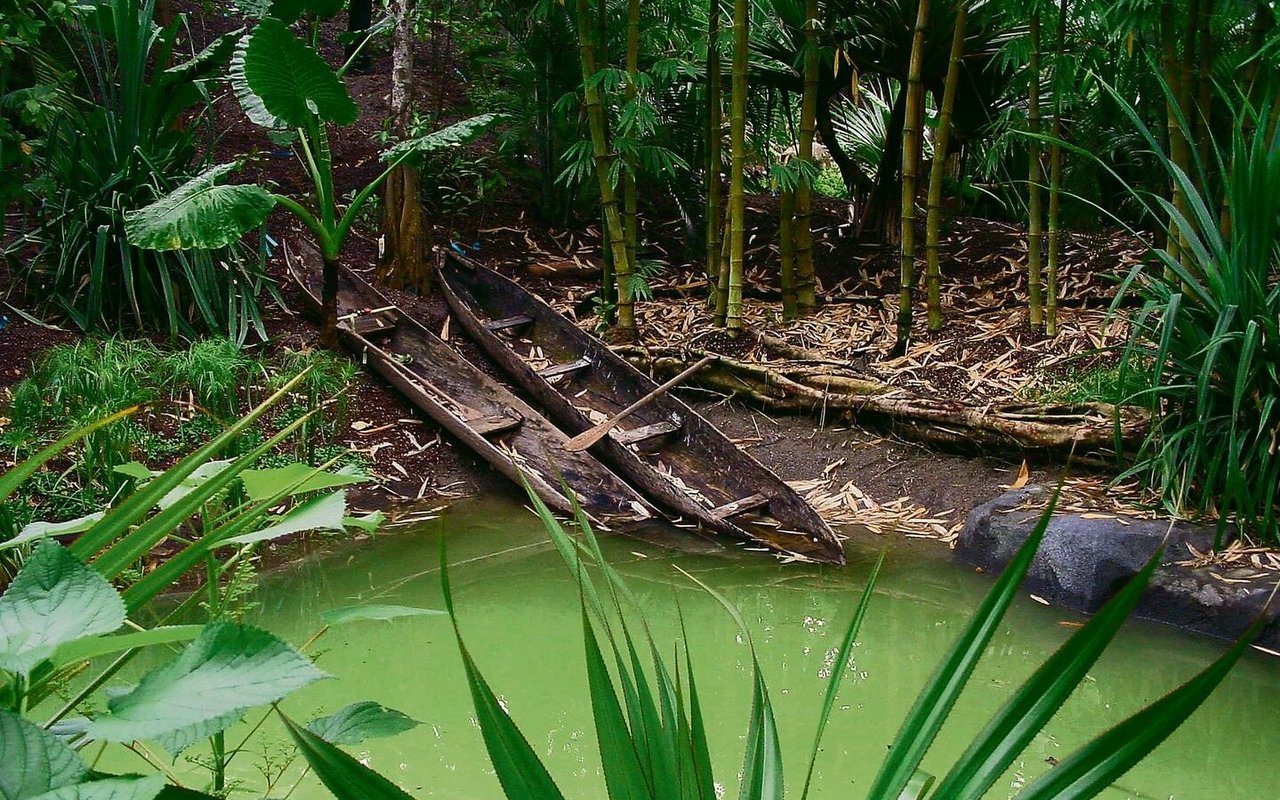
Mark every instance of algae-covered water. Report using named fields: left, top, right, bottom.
left=134, top=495, right=1280, bottom=798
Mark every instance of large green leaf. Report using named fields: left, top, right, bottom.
left=306, top=701, right=420, bottom=745
left=242, top=18, right=357, bottom=127
left=228, top=34, right=286, bottom=130
left=0, top=708, right=87, bottom=800
left=124, top=164, right=276, bottom=252
left=239, top=463, right=367, bottom=501
left=27, top=777, right=164, bottom=800
left=224, top=490, right=347, bottom=545
left=0, top=540, right=125, bottom=675
left=282, top=713, right=416, bottom=800
left=86, top=622, right=325, bottom=752
left=382, top=114, right=502, bottom=164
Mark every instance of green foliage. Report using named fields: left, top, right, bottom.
left=241, top=17, right=357, bottom=128
left=812, top=165, right=851, bottom=200
left=425, top=481, right=1257, bottom=800
left=1106, top=95, right=1280, bottom=545
left=1018, top=364, right=1150, bottom=407
left=15, top=1, right=270, bottom=341
left=0, top=397, right=422, bottom=800
left=121, top=164, right=277, bottom=252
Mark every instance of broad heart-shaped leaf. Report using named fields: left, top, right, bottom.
left=224, top=490, right=347, bottom=545
left=85, top=621, right=325, bottom=752
left=28, top=776, right=164, bottom=800
left=306, top=702, right=420, bottom=745
left=229, top=34, right=286, bottom=130
left=281, top=714, right=416, bottom=800
left=243, top=17, right=357, bottom=127
left=382, top=114, right=502, bottom=163
left=239, top=463, right=367, bottom=501
left=0, top=708, right=88, bottom=800
left=124, top=164, right=276, bottom=252
left=0, top=540, right=125, bottom=675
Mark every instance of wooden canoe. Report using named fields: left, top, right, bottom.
left=282, top=242, right=655, bottom=526
left=437, top=252, right=846, bottom=564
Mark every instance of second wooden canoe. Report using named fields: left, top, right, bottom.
left=437, top=252, right=846, bottom=564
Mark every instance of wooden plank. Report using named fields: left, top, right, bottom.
left=350, top=315, right=397, bottom=336
left=537, top=357, right=591, bottom=380
left=484, top=314, right=534, bottom=332
left=467, top=414, right=523, bottom=436
left=612, top=419, right=681, bottom=446
left=709, top=493, right=768, bottom=521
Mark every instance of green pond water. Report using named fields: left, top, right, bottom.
left=126, top=494, right=1279, bottom=799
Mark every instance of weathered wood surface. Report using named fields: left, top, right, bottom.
left=612, top=345, right=1147, bottom=458
left=437, top=252, right=846, bottom=564
left=284, top=242, right=654, bottom=525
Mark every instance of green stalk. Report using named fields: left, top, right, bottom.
left=924, top=2, right=968, bottom=333
left=793, top=0, right=821, bottom=315
left=896, top=0, right=931, bottom=351
left=575, top=0, right=636, bottom=337
left=1045, top=0, right=1068, bottom=337
left=725, top=0, right=749, bottom=332
left=1027, top=9, right=1045, bottom=328
left=623, top=0, right=641, bottom=283
left=705, top=0, right=724, bottom=307
left=780, top=187, right=797, bottom=319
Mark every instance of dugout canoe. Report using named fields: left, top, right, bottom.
left=437, top=251, right=846, bottom=564
left=283, top=242, right=655, bottom=525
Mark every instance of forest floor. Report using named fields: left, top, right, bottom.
left=0, top=2, right=1199, bottom=559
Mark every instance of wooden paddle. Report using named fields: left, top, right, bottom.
left=563, top=355, right=717, bottom=451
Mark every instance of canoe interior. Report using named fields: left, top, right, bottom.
left=283, top=245, right=654, bottom=525
left=437, top=253, right=845, bottom=564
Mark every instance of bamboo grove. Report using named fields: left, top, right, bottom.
left=522, top=0, right=1280, bottom=345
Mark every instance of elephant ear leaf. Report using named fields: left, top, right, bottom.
left=242, top=17, right=357, bottom=127
left=124, top=164, right=277, bottom=252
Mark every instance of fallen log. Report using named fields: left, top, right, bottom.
left=613, top=345, right=1148, bottom=459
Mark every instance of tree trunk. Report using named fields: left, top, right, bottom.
left=345, top=0, right=374, bottom=72
left=1046, top=0, right=1068, bottom=336
left=705, top=0, right=724, bottom=306
left=623, top=0, right=641, bottom=283
left=924, top=2, right=967, bottom=333
left=895, top=0, right=931, bottom=353
left=780, top=188, right=797, bottom=319
left=859, top=86, right=907, bottom=244
left=793, top=0, right=821, bottom=315
left=379, top=0, right=430, bottom=294
left=1193, top=0, right=1214, bottom=190
left=1026, top=10, right=1045, bottom=328
left=575, top=0, right=636, bottom=337
left=1160, top=0, right=1192, bottom=269
left=319, top=252, right=340, bottom=349
left=725, top=0, right=749, bottom=332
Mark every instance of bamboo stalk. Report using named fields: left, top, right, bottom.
left=793, top=0, right=820, bottom=315
left=575, top=0, right=636, bottom=337
left=924, top=2, right=967, bottom=333
left=623, top=0, right=640, bottom=285
left=706, top=0, right=723, bottom=310
left=895, top=0, right=931, bottom=352
left=1027, top=10, right=1045, bottom=328
left=1046, top=0, right=1068, bottom=337
left=726, top=0, right=748, bottom=332
left=1159, top=0, right=1191, bottom=271
left=780, top=187, right=797, bottom=319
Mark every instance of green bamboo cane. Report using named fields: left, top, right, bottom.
left=895, top=0, right=931, bottom=351
left=924, top=2, right=967, bottom=333
left=725, top=0, right=748, bottom=332
left=1027, top=8, right=1045, bottom=328
left=793, top=0, right=821, bottom=315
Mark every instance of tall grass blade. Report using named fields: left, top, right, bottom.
left=864, top=492, right=1060, bottom=799
left=280, top=712, right=415, bottom=800
left=1013, top=617, right=1266, bottom=800
left=582, top=605, right=651, bottom=800
left=440, top=538, right=567, bottom=800
left=799, top=547, right=886, bottom=800
left=0, top=406, right=143, bottom=505
left=930, top=546, right=1166, bottom=800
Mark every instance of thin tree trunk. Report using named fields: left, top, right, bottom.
left=780, top=188, right=797, bottom=318
left=895, top=0, right=930, bottom=353
left=623, top=0, right=641, bottom=285
left=725, top=0, right=749, bottom=332
left=1026, top=10, right=1045, bottom=328
left=1046, top=0, right=1068, bottom=336
left=320, top=252, right=340, bottom=349
left=793, top=0, right=820, bottom=315
left=379, top=0, right=430, bottom=293
left=576, top=0, right=636, bottom=336
left=1160, top=0, right=1191, bottom=270
left=706, top=0, right=724, bottom=308
left=924, top=2, right=967, bottom=332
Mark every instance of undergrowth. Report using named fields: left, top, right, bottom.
left=0, top=337, right=360, bottom=533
